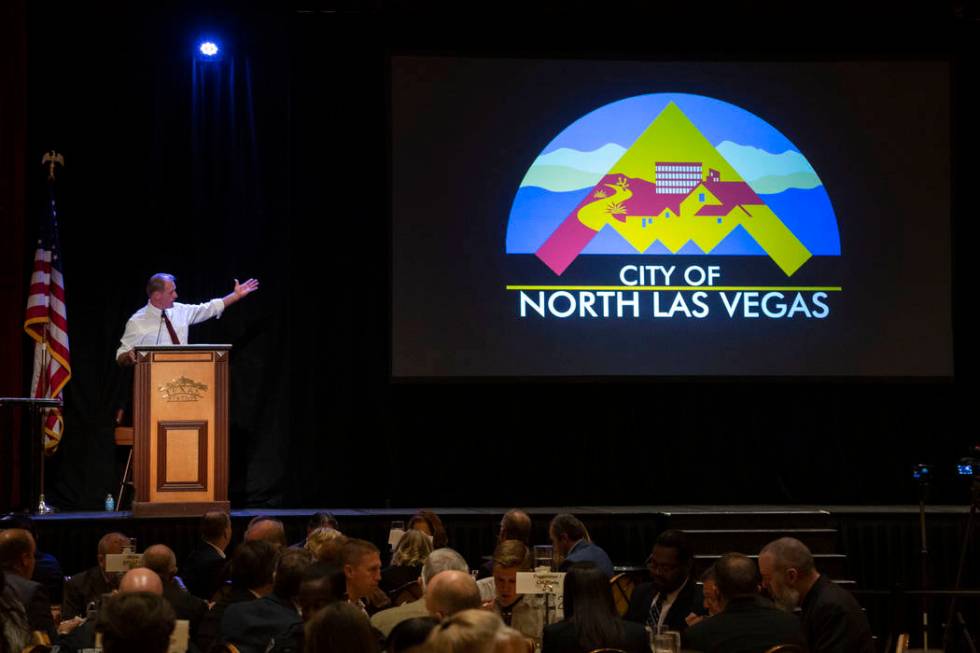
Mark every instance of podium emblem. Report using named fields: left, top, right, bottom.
left=158, top=376, right=209, bottom=402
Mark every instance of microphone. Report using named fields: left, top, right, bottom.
left=155, top=309, right=165, bottom=345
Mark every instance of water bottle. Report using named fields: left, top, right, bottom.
left=105, top=494, right=115, bottom=511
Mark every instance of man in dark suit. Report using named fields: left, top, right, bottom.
left=683, top=553, right=805, bottom=653
left=58, top=566, right=169, bottom=653
left=0, top=513, right=64, bottom=605
left=62, top=531, right=131, bottom=619
left=181, top=511, right=232, bottom=600
left=219, top=548, right=313, bottom=653
left=196, top=540, right=278, bottom=653
left=549, top=513, right=614, bottom=578
left=625, top=529, right=706, bottom=634
left=0, top=528, right=56, bottom=642
left=760, top=537, right=874, bottom=653
left=143, top=544, right=209, bottom=640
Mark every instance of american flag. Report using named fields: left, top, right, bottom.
left=24, top=170, right=71, bottom=454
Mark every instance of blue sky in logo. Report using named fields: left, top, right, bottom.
left=507, top=92, right=841, bottom=256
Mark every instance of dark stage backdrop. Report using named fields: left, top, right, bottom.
left=6, top=8, right=977, bottom=511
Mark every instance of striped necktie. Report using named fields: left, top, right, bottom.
left=648, top=592, right=663, bottom=629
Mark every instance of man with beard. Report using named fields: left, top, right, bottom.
left=625, top=530, right=705, bottom=633
left=759, top=537, right=874, bottom=653
left=683, top=553, right=804, bottom=653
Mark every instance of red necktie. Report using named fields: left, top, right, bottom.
left=162, top=310, right=180, bottom=345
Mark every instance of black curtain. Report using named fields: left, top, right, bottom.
left=21, top=7, right=978, bottom=511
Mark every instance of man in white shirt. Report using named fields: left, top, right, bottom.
left=116, top=272, right=259, bottom=366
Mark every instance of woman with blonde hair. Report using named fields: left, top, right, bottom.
left=426, top=609, right=528, bottom=653
left=381, top=530, right=432, bottom=601
left=305, top=527, right=348, bottom=566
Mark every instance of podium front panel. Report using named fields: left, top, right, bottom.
left=134, top=346, right=230, bottom=511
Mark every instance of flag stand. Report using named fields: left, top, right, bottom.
left=36, top=332, right=53, bottom=514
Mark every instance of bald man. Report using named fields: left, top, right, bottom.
left=244, top=517, right=287, bottom=548
left=425, top=570, right=483, bottom=620
left=58, top=567, right=165, bottom=652
left=143, top=544, right=208, bottom=637
left=63, top=532, right=131, bottom=619
left=0, top=528, right=56, bottom=641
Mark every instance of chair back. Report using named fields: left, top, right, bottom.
left=763, top=645, right=803, bottom=653
left=587, top=649, right=627, bottom=653
left=210, top=643, right=242, bottom=653
left=388, top=578, right=423, bottom=606
left=609, top=572, right=637, bottom=616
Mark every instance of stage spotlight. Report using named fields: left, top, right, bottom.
left=199, top=41, right=219, bottom=57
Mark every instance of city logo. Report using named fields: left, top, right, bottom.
left=505, top=93, right=842, bottom=320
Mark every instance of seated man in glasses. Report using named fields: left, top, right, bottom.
left=625, top=529, right=706, bottom=634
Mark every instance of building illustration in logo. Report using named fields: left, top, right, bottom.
left=506, top=94, right=840, bottom=276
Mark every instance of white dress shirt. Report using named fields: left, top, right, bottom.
left=116, top=299, right=225, bottom=359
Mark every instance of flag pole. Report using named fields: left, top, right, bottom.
left=34, top=151, right=63, bottom=515
left=36, top=328, right=52, bottom=514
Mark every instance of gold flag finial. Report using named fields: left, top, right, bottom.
left=41, top=151, right=64, bottom=181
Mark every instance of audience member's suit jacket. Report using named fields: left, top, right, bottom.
left=801, top=575, right=875, bottom=653
left=163, top=580, right=209, bottom=638
left=33, top=551, right=64, bottom=604
left=559, top=540, right=615, bottom=578
left=180, top=540, right=227, bottom=601
left=62, top=566, right=113, bottom=620
left=625, top=577, right=705, bottom=633
left=542, top=618, right=648, bottom=653
left=220, top=592, right=302, bottom=653
left=370, top=597, right=430, bottom=637
left=4, top=572, right=56, bottom=641
left=682, top=595, right=806, bottom=653
left=196, top=586, right=256, bottom=653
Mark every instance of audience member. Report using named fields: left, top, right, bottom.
left=371, top=548, right=469, bottom=637
left=686, top=564, right=723, bottom=627
left=549, top=514, right=613, bottom=578
left=245, top=516, right=288, bottom=548
left=62, top=531, right=130, bottom=619
left=426, top=609, right=526, bottom=653
left=0, top=528, right=56, bottom=641
left=760, top=537, right=874, bottom=653
left=0, top=570, right=30, bottom=653
left=542, top=562, right=646, bottom=653
left=298, top=562, right=344, bottom=619
left=625, top=529, right=704, bottom=633
left=96, top=591, right=176, bottom=653
left=59, top=567, right=165, bottom=653
left=683, top=553, right=805, bottom=653
left=292, top=512, right=341, bottom=550
left=385, top=616, right=439, bottom=653
left=478, top=540, right=544, bottom=643
left=0, top=513, right=64, bottom=606
left=221, top=548, right=313, bottom=653
left=305, top=527, right=348, bottom=566
left=196, top=540, right=278, bottom=653
left=343, top=539, right=383, bottom=614
left=408, top=510, right=448, bottom=549
left=143, top=544, right=209, bottom=639
left=304, top=600, right=380, bottom=653
left=380, top=530, right=432, bottom=596
left=477, top=510, right=533, bottom=580
left=181, top=511, right=232, bottom=600
left=425, top=570, right=482, bottom=620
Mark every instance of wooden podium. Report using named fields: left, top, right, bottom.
left=131, top=345, right=231, bottom=517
